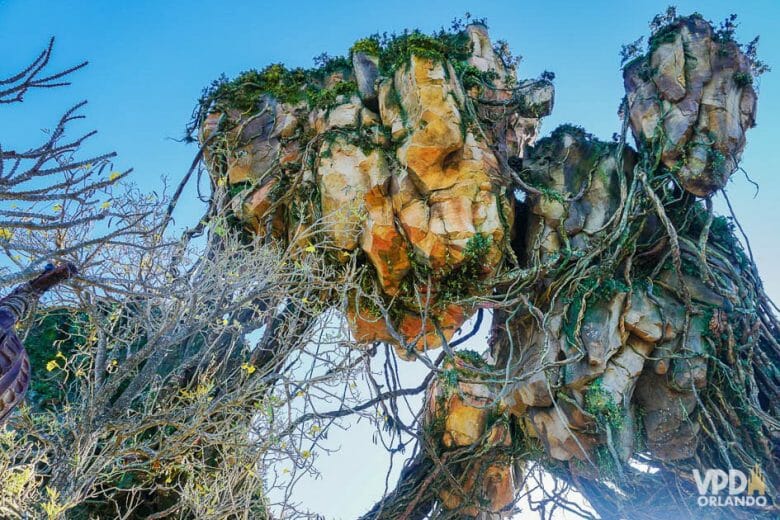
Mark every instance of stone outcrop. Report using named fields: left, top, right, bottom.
left=505, top=121, right=740, bottom=472
left=519, top=126, right=635, bottom=263
left=424, top=354, right=516, bottom=515
left=623, top=15, right=757, bottom=196
left=200, top=26, right=552, bottom=357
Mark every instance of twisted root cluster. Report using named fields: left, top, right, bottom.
left=197, top=12, right=777, bottom=518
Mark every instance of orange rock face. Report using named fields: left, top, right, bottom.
left=438, top=458, right=515, bottom=516
left=424, top=356, right=516, bottom=515
left=426, top=372, right=494, bottom=448
left=200, top=25, right=551, bottom=354
left=346, top=300, right=395, bottom=344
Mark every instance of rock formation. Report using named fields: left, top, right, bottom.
left=199, top=24, right=553, bottom=361
left=624, top=15, right=757, bottom=196
left=197, top=12, right=777, bottom=517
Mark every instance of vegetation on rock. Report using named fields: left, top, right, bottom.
left=0, top=8, right=777, bottom=520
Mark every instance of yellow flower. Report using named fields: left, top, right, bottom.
left=240, top=363, right=256, bottom=375
left=42, top=486, right=65, bottom=518
left=108, top=171, right=121, bottom=182
left=46, top=360, right=59, bottom=372
left=56, top=351, right=67, bottom=361
left=52, top=203, right=63, bottom=212
left=179, top=381, right=214, bottom=400
left=101, top=201, right=111, bottom=210
left=301, top=450, right=311, bottom=459
left=0, top=228, right=13, bottom=241
left=217, top=177, right=226, bottom=187
left=304, top=244, right=316, bottom=253
left=302, top=297, right=310, bottom=304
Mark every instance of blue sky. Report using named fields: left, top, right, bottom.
left=2, top=1, right=779, bottom=517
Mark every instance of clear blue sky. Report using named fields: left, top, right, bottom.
left=2, top=1, right=779, bottom=517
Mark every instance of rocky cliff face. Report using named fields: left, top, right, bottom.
left=198, top=13, right=775, bottom=517
left=199, top=24, right=553, bottom=360
left=624, top=15, right=757, bottom=196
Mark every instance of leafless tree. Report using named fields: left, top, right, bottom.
left=0, top=38, right=391, bottom=520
